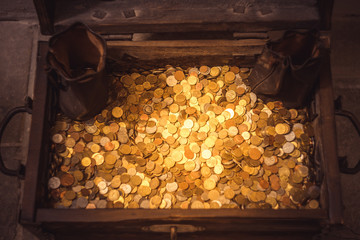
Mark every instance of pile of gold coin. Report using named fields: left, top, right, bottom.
left=48, top=65, right=320, bottom=210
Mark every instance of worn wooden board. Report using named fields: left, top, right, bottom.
left=53, top=0, right=320, bottom=34
left=106, top=39, right=265, bottom=69
left=21, top=42, right=51, bottom=223
left=37, top=209, right=325, bottom=239
left=36, top=209, right=327, bottom=222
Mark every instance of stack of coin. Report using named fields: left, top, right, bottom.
left=48, top=65, right=318, bottom=210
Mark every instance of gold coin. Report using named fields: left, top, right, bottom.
left=224, top=71, right=235, bottom=82
left=179, top=182, right=189, bottom=190
left=184, top=160, right=196, bottom=171
left=112, top=107, right=123, bottom=118
left=191, top=200, right=205, bottom=209
left=167, top=124, right=177, bottom=134
left=150, top=178, right=160, bottom=189
left=90, top=143, right=101, bottom=153
left=166, top=76, right=177, bottom=87
left=105, top=154, right=117, bottom=165
left=199, top=66, right=210, bottom=75
left=173, top=84, right=183, bottom=94
left=64, top=190, right=76, bottom=200
left=230, top=66, right=240, bottom=74
left=164, top=157, right=175, bottom=169
left=65, top=138, right=76, bottom=148
left=204, top=136, right=217, bottom=148
left=108, top=189, right=120, bottom=201
left=201, top=150, right=212, bottom=159
left=119, top=144, right=131, bottom=155
left=130, top=175, right=142, bottom=186
left=183, top=119, right=194, bottom=129
left=111, top=176, right=121, bottom=188
left=224, top=188, right=235, bottom=199
left=210, top=67, right=220, bottom=77
left=275, top=123, right=290, bottom=135
left=73, top=170, right=83, bottom=181
left=228, top=126, right=239, bottom=137
left=201, top=166, right=212, bottom=177
left=308, top=199, right=319, bottom=209
left=214, top=164, right=224, bottom=175
left=208, top=189, right=220, bottom=201
left=150, top=195, right=162, bottom=207
left=249, top=148, right=262, bottom=160
left=92, top=153, right=104, bottom=165
left=209, top=201, right=221, bottom=209
left=180, top=128, right=191, bottom=138
left=166, top=182, right=178, bottom=192
left=138, top=185, right=151, bottom=196
left=206, top=157, right=217, bottom=168
left=188, top=75, right=198, bottom=85
left=81, top=157, right=91, bottom=167
left=204, top=178, right=216, bottom=190
left=174, top=70, right=185, bottom=81
left=172, top=150, right=183, bottom=162
left=143, top=81, right=152, bottom=90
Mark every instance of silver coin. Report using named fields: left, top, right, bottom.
left=77, top=197, right=88, bottom=208
left=48, top=177, right=61, bottom=189
left=96, top=199, right=107, bottom=209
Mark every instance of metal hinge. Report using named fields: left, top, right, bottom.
left=319, top=31, right=331, bottom=49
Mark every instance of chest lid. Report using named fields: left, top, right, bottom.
left=35, top=0, right=332, bottom=35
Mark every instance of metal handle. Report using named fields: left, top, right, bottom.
left=335, top=97, right=360, bottom=174
left=0, top=97, right=32, bottom=179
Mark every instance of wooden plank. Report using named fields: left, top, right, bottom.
left=54, top=0, right=318, bottom=24
left=108, top=39, right=266, bottom=47
left=21, top=42, right=49, bottom=223
left=108, top=40, right=265, bottom=58
left=38, top=209, right=325, bottom=238
left=42, top=231, right=318, bottom=240
left=56, top=21, right=318, bottom=35
left=318, top=49, right=343, bottom=224
left=106, top=39, right=265, bottom=69
left=52, top=0, right=319, bottom=35
left=36, top=209, right=327, bottom=223
left=33, top=0, right=55, bottom=35
left=318, top=0, right=334, bottom=30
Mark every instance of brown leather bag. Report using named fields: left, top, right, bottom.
left=248, top=30, right=320, bottom=108
left=47, top=22, right=108, bottom=121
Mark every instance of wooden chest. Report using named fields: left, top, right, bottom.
left=22, top=0, right=341, bottom=239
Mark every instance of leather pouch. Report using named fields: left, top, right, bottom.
left=248, top=30, right=320, bottom=108
left=47, top=22, right=108, bottom=121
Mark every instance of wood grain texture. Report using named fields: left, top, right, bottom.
left=37, top=209, right=325, bottom=239
left=36, top=209, right=327, bottom=222
left=318, top=49, right=343, bottom=224
left=21, top=42, right=50, bottom=223
left=33, top=0, right=55, bottom=34
left=51, top=0, right=319, bottom=35
left=318, top=0, right=334, bottom=30
left=106, top=39, right=265, bottom=69
left=107, top=39, right=265, bottom=59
